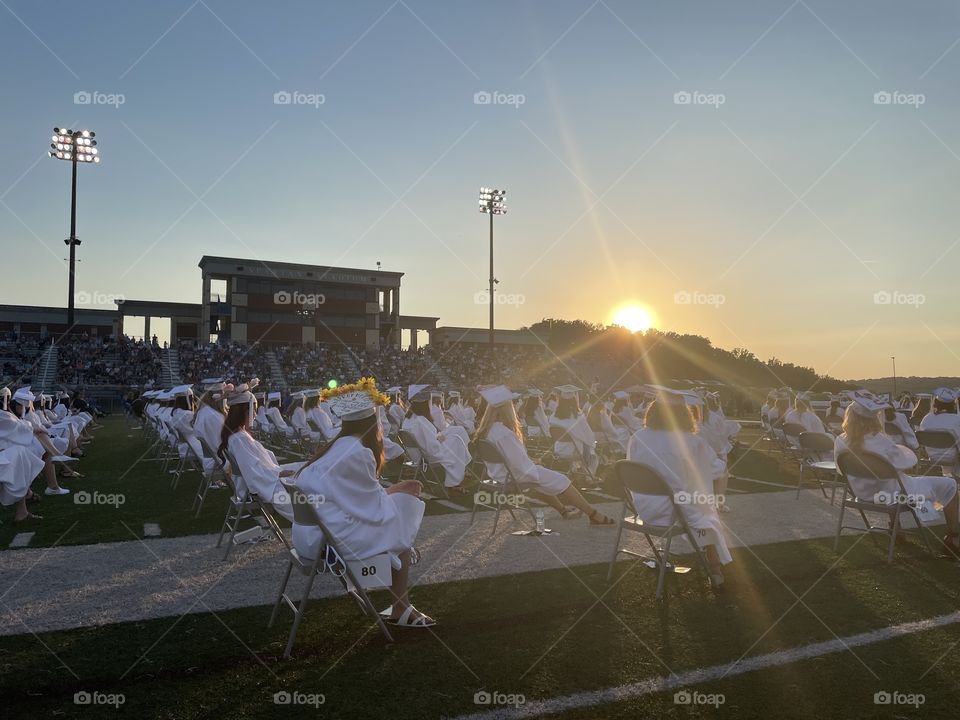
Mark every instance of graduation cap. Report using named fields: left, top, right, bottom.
left=554, top=384, right=581, bottom=400
left=933, top=387, right=957, bottom=404
left=408, top=384, right=428, bottom=400
left=848, top=391, right=889, bottom=418
left=479, top=385, right=514, bottom=408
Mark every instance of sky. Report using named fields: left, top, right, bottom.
left=2, top=0, right=960, bottom=380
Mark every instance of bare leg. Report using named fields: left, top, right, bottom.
left=14, top=498, right=30, bottom=522
left=556, top=485, right=610, bottom=521
left=389, top=550, right=411, bottom=615
left=43, top=456, right=62, bottom=491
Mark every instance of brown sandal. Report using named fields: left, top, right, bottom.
left=589, top=510, right=615, bottom=526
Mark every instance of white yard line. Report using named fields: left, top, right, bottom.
left=452, top=611, right=960, bottom=719
left=143, top=523, right=162, bottom=537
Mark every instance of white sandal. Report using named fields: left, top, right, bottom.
left=386, top=605, right=436, bottom=628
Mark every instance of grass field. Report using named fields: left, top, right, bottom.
left=4, top=416, right=959, bottom=719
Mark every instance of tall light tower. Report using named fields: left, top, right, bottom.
left=891, top=356, right=897, bottom=399
left=478, top=187, right=506, bottom=346
left=49, top=127, right=100, bottom=329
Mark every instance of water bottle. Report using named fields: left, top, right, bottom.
left=535, top=509, right=545, bottom=535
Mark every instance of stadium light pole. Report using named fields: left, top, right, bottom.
left=49, top=127, right=100, bottom=329
left=891, top=356, right=897, bottom=398
left=479, top=187, right=506, bottom=346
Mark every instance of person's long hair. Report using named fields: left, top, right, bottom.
left=475, top=402, right=523, bottom=444
left=841, top=407, right=881, bottom=451
left=910, top=397, right=931, bottom=426
left=586, top=401, right=604, bottom=432
left=174, top=395, right=193, bottom=412
left=522, top=396, right=540, bottom=423
left=933, top=398, right=958, bottom=415
left=304, top=394, right=319, bottom=411
left=297, top=413, right=385, bottom=477
left=217, top=403, right=250, bottom=464
left=554, top=396, right=580, bottom=420
left=643, top=399, right=697, bottom=434
left=410, top=399, right=431, bottom=420
left=192, top=390, right=224, bottom=426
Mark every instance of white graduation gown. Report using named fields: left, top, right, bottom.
left=307, top=407, right=339, bottom=442
left=266, top=407, right=295, bottom=437
left=600, top=411, right=630, bottom=452
left=918, top=413, right=960, bottom=468
left=429, top=404, right=448, bottom=432
left=226, top=431, right=302, bottom=520
left=550, top=415, right=599, bottom=473
left=447, top=404, right=475, bottom=435
left=291, top=406, right=322, bottom=442
left=403, top=414, right=471, bottom=487
left=0, top=445, right=42, bottom=505
left=784, top=409, right=825, bottom=434
left=525, top=406, right=552, bottom=438
left=193, top=405, right=225, bottom=458
left=482, top=422, right=570, bottom=495
left=887, top=412, right=919, bottom=450
left=627, top=429, right=732, bottom=564
left=172, top=408, right=214, bottom=474
left=291, top=436, right=424, bottom=568
left=834, top=433, right=955, bottom=523
left=0, top=411, right=45, bottom=459
left=387, top=403, right=406, bottom=431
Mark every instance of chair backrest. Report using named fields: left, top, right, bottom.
left=475, top=438, right=506, bottom=465
left=198, top=435, right=225, bottom=469
left=782, top=422, right=806, bottom=439
left=549, top=425, right=569, bottom=442
left=915, top=429, right=958, bottom=450
left=798, top=431, right=834, bottom=453
left=397, top=429, right=420, bottom=452
left=613, top=460, right=673, bottom=497
left=837, top=451, right=899, bottom=483
left=884, top=422, right=904, bottom=439
left=279, top=476, right=318, bottom=528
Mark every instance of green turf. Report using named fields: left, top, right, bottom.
left=3, top=534, right=960, bottom=719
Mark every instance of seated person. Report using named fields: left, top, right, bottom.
left=292, top=379, right=434, bottom=628
left=627, top=390, right=733, bottom=588
left=476, top=385, right=614, bottom=525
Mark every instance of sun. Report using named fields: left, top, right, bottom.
left=610, top=304, right=654, bottom=333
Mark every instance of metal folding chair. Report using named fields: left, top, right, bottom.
left=269, top=478, right=393, bottom=657
left=470, top=439, right=537, bottom=534
left=549, top=425, right=601, bottom=487
left=215, top=448, right=290, bottom=561
left=606, top=460, right=711, bottom=601
left=915, top=430, right=959, bottom=478
left=396, top=429, right=448, bottom=498
left=194, top=435, right=227, bottom=517
left=796, top=431, right=840, bottom=502
left=834, top=451, right=935, bottom=563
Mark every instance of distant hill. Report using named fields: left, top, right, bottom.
left=849, top=377, right=960, bottom=395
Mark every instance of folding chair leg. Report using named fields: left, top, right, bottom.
left=606, top=517, right=625, bottom=582
left=269, top=561, right=294, bottom=628
left=284, top=567, right=320, bottom=659
left=796, top=464, right=804, bottom=500
left=833, top=494, right=847, bottom=553
left=655, top=535, right=673, bottom=601
left=887, top=511, right=900, bottom=564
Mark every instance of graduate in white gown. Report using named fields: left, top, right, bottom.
left=402, top=392, right=472, bottom=490
left=377, top=405, right=404, bottom=461
left=305, top=390, right=339, bottom=442
left=0, top=388, right=44, bottom=521
left=549, top=385, right=599, bottom=475
left=784, top=395, right=826, bottom=434
left=627, top=391, right=733, bottom=588
left=613, top=392, right=642, bottom=432
left=288, top=391, right=322, bottom=444
left=445, top=391, right=475, bottom=435
left=386, top=387, right=406, bottom=432
left=836, top=392, right=959, bottom=555
left=264, top=392, right=296, bottom=437
left=0, top=388, right=68, bottom=497
left=218, top=381, right=302, bottom=521
left=192, top=382, right=229, bottom=487
left=476, top=385, right=614, bottom=524
left=291, top=378, right=434, bottom=628
left=883, top=406, right=919, bottom=450
left=169, top=385, right=215, bottom=474
left=918, top=388, right=960, bottom=472
left=520, top=391, right=551, bottom=439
